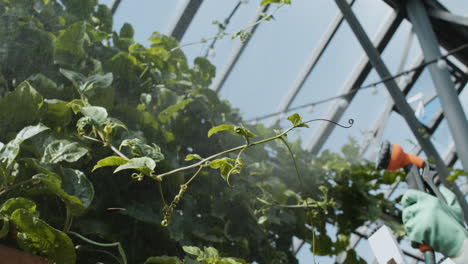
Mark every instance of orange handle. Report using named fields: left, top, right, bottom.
left=387, top=144, right=425, bottom=171
left=419, top=244, right=433, bottom=252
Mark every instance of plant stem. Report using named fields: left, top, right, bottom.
left=0, top=179, right=36, bottom=197
left=170, top=3, right=285, bottom=53
left=63, top=207, right=73, bottom=232
left=68, top=231, right=127, bottom=264
left=155, top=126, right=296, bottom=179
left=256, top=198, right=318, bottom=208
left=83, top=134, right=129, bottom=160
left=109, top=144, right=129, bottom=160
left=185, top=166, right=203, bottom=186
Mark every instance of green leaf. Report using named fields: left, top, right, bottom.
left=11, top=209, right=76, bottom=264
left=60, top=68, right=86, bottom=89
left=0, top=198, right=37, bottom=217
left=32, top=173, right=85, bottom=216
left=119, top=138, right=164, bottom=161
left=120, top=23, right=134, bottom=38
left=158, top=99, right=193, bottom=123
left=145, top=256, right=183, bottom=264
left=67, top=99, right=86, bottom=114
left=257, top=216, right=268, bottom=225
left=192, top=57, right=216, bottom=86
left=114, top=157, right=156, bottom=173
left=11, top=124, right=50, bottom=145
left=208, top=158, right=240, bottom=185
left=287, top=113, right=308, bottom=127
left=260, top=0, right=291, bottom=6
left=0, top=124, right=49, bottom=169
left=92, top=156, right=128, bottom=171
left=207, top=125, right=235, bottom=138
left=28, top=74, right=64, bottom=99
left=183, top=246, right=203, bottom=257
left=54, top=22, right=87, bottom=67
left=0, top=82, right=43, bottom=134
left=83, top=72, right=113, bottom=93
left=81, top=106, right=108, bottom=124
left=41, top=140, right=88, bottom=164
left=41, top=99, right=72, bottom=127
left=0, top=216, right=9, bottom=239
left=447, top=169, right=468, bottom=181
left=94, top=4, right=113, bottom=33
left=185, top=154, right=202, bottom=161
left=234, top=126, right=257, bottom=138
left=62, top=168, right=94, bottom=209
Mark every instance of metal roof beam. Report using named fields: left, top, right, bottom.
left=110, top=0, right=122, bottom=15
left=305, top=9, right=403, bottom=153
left=360, top=57, right=425, bottom=158
left=167, top=0, right=204, bottom=41
left=210, top=4, right=270, bottom=92
left=271, top=0, right=355, bottom=125
left=427, top=7, right=468, bottom=28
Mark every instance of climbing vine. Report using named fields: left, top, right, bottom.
left=0, top=0, right=403, bottom=263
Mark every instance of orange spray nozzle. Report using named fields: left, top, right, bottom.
left=376, top=141, right=425, bottom=171
left=387, top=143, right=425, bottom=171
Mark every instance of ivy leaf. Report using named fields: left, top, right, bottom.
left=119, top=138, right=164, bottom=161
left=114, top=157, right=156, bottom=173
left=145, top=256, right=183, bottom=264
left=185, top=154, right=202, bottom=161
left=41, top=140, right=88, bottom=164
left=92, top=156, right=128, bottom=171
left=61, top=168, right=94, bottom=209
left=11, top=209, right=76, bottom=264
left=81, top=106, right=108, bottom=124
left=207, top=125, right=235, bottom=138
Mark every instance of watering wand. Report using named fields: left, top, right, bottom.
left=376, top=141, right=446, bottom=264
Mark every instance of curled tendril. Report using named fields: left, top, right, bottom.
left=303, top=118, right=354, bottom=128
left=131, top=173, right=144, bottom=181
left=161, top=184, right=188, bottom=227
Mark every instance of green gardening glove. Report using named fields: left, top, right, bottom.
left=402, top=187, right=468, bottom=257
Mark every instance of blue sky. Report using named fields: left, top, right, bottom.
left=99, top=0, right=468, bottom=262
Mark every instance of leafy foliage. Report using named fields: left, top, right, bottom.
left=0, top=0, right=402, bottom=263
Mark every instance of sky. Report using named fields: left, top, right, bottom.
left=99, top=0, right=468, bottom=263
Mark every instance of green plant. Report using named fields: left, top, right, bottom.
left=0, top=1, right=402, bottom=263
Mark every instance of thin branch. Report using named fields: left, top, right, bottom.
left=155, top=125, right=295, bottom=179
